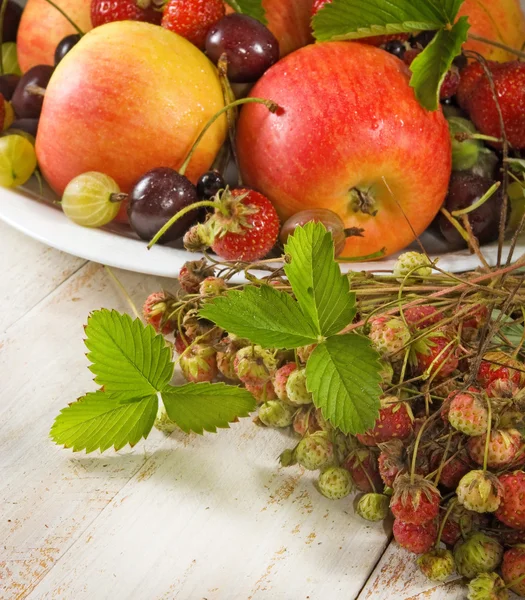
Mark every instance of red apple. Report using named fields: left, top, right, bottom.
left=36, top=21, right=227, bottom=201
left=17, top=0, right=93, bottom=73
left=237, top=42, right=452, bottom=259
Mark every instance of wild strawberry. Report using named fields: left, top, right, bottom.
left=295, top=431, right=334, bottom=471
left=430, top=447, right=472, bottom=489
left=404, top=305, right=442, bottom=330
left=292, top=406, right=324, bottom=437
left=206, top=188, right=280, bottom=262
left=297, top=343, right=317, bottom=364
left=233, top=345, right=277, bottom=386
left=457, top=470, right=502, bottom=513
left=440, top=66, right=461, bottom=100
left=378, top=439, right=406, bottom=487
left=368, top=316, right=411, bottom=358
left=467, top=429, right=522, bottom=469
left=393, top=519, right=438, bottom=555
left=461, top=61, right=525, bottom=150
left=182, top=308, right=221, bottom=343
left=342, top=448, right=383, bottom=493
left=161, top=0, right=224, bottom=49
left=393, top=251, right=432, bottom=282
left=493, top=523, right=525, bottom=547
left=461, top=303, right=489, bottom=342
left=317, top=466, right=353, bottom=500
left=216, top=335, right=246, bottom=381
left=411, top=331, right=459, bottom=380
left=357, top=396, right=413, bottom=445
left=454, top=533, right=503, bottom=579
left=356, top=493, right=390, bottom=522
left=417, top=548, right=455, bottom=582
left=285, top=368, right=313, bottom=406
left=390, top=474, right=441, bottom=524
left=199, top=276, right=226, bottom=297
left=245, top=380, right=277, bottom=405
left=91, top=0, right=162, bottom=27
left=447, top=388, right=488, bottom=436
left=468, top=572, right=508, bottom=600
left=440, top=501, right=482, bottom=546
left=457, top=61, right=489, bottom=108
left=258, top=400, right=295, bottom=428
left=174, top=332, right=191, bottom=355
left=142, top=291, right=176, bottom=334
left=273, top=362, right=298, bottom=402
left=486, top=378, right=519, bottom=399
left=179, top=343, right=217, bottom=382
left=495, top=471, right=525, bottom=530
left=154, top=403, right=178, bottom=434
left=178, top=258, right=214, bottom=294
left=502, top=545, right=525, bottom=596
left=478, top=351, right=524, bottom=389
left=403, top=48, right=422, bottom=66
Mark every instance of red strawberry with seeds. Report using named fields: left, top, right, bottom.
left=174, top=332, right=191, bottom=355
left=343, top=448, right=383, bottom=493
left=390, top=473, right=441, bottom=524
left=502, top=545, right=525, bottom=596
left=478, top=352, right=524, bottom=388
left=142, top=291, right=176, bottom=334
left=180, top=343, right=218, bottom=382
left=411, top=331, right=459, bottom=380
left=378, top=439, right=407, bottom=487
left=404, top=305, right=442, bottom=330
left=467, top=429, right=522, bottom=469
left=430, top=447, right=472, bottom=490
left=273, top=362, right=298, bottom=403
left=161, top=0, right=225, bottom=50
left=447, top=388, right=488, bottom=436
left=495, top=471, right=525, bottom=531
left=393, top=519, right=438, bottom=555
left=440, top=66, right=460, bottom=100
left=91, top=0, right=162, bottom=27
left=357, top=397, right=413, bottom=445
left=456, top=61, right=493, bottom=109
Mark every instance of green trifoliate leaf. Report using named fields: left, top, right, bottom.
left=50, top=391, right=158, bottom=453
left=409, top=17, right=470, bottom=111
left=432, top=0, right=465, bottom=22
left=306, top=334, right=382, bottom=434
left=161, top=382, right=256, bottom=434
left=200, top=284, right=319, bottom=349
left=284, top=222, right=356, bottom=338
left=84, top=309, right=173, bottom=400
left=313, top=0, right=450, bottom=42
left=224, top=0, right=266, bottom=24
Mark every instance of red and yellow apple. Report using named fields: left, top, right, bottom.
left=237, top=42, right=452, bottom=259
left=36, top=21, right=227, bottom=202
left=17, top=0, right=92, bottom=73
left=461, top=0, right=525, bottom=62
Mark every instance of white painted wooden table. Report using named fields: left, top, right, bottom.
left=0, top=219, right=478, bottom=599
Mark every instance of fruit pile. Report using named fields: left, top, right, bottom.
left=2, top=0, right=525, bottom=263
left=137, top=244, right=525, bottom=599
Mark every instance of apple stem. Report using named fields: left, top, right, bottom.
left=147, top=200, right=220, bottom=249
left=468, top=34, right=525, bottom=61
left=42, top=0, right=84, bottom=36
left=0, top=0, right=9, bottom=76
left=178, top=96, right=280, bottom=177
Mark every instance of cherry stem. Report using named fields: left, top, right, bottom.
left=468, top=34, right=525, bottom=61
left=147, top=200, right=220, bottom=249
left=482, top=397, right=492, bottom=472
left=25, top=84, right=47, bottom=97
left=451, top=181, right=501, bottom=217
left=42, top=0, right=84, bottom=35
left=178, top=97, right=280, bottom=177
left=0, top=0, right=8, bottom=76
left=109, top=192, right=128, bottom=204
left=436, top=497, right=457, bottom=548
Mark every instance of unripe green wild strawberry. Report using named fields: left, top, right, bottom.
left=295, top=431, right=334, bottom=471
left=317, top=466, right=353, bottom=500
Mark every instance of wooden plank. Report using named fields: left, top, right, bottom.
left=0, top=221, right=86, bottom=333
left=0, top=263, right=180, bottom=599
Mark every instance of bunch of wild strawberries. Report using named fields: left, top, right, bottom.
left=143, top=252, right=525, bottom=600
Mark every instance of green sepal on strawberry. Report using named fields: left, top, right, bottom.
left=467, top=572, right=508, bottom=600
left=410, top=330, right=458, bottom=380
left=390, top=473, right=441, bottom=524
left=161, top=0, right=225, bottom=50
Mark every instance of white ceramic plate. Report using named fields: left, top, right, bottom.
left=1, top=178, right=523, bottom=277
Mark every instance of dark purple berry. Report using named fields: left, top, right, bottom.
left=2, top=0, right=22, bottom=43
left=0, top=73, right=20, bottom=100
left=128, top=167, right=199, bottom=243
left=205, top=14, right=279, bottom=83
left=384, top=39, right=406, bottom=59
left=54, top=34, right=82, bottom=66
left=196, top=169, right=225, bottom=199
left=9, top=118, right=39, bottom=138
left=11, top=65, right=54, bottom=119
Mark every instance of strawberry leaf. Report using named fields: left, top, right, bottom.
left=50, top=391, right=158, bottom=453
left=224, top=0, right=267, bottom=25
left=200, top=284, right=319, bottom=349
left=84, top=309, right=173, bottom=400
left=312, top=0, right=452, bottom=42
left=409, top=16, right=470, bottom=111
left=306, top=334, right=382, bottom=434
left=161, top=382, right=256, bottom=434
left=284, top=222, right=356, bottom=338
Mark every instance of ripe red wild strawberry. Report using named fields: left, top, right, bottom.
left=390, top=474, right=441, bottom=524
left=393, top=519, right=438, bottom=555
left=477, top=352, right=524, bottom=388
left=178, top=258, right=214, bottom=294
left=458, top=60, right=525, bottom=150
left=206, top=188, right=280, bottom=262
left=161, top=0, right=225, bottom=50
left=501, top=545, right=525, bottom=596
left=91, top=0, right=162, bottom=27
left=378, top=439, right=406, bottom=487
left=495, top=470, right=525, bottom=530
left=440, top=66, right=460, bottom=100
left=430, top=447, right=472, bottom=489
left=404, top=305, right=442, bottom=330
left=467, top=429, right=522, bottom=469
left=411, top=331, right=458, bottom=380
left=244, top=380, right=277, bottom=404
left=447, top=388, right=488, bottom=436
left=342, top=448, right=383, bottom=493
left=179, top=343, right=218, bottom=383
left=357, top=396, right=413, bottom=445
left=142, top=291, right=175, bottom=334
left=273, top=362, right=298, bottom=403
